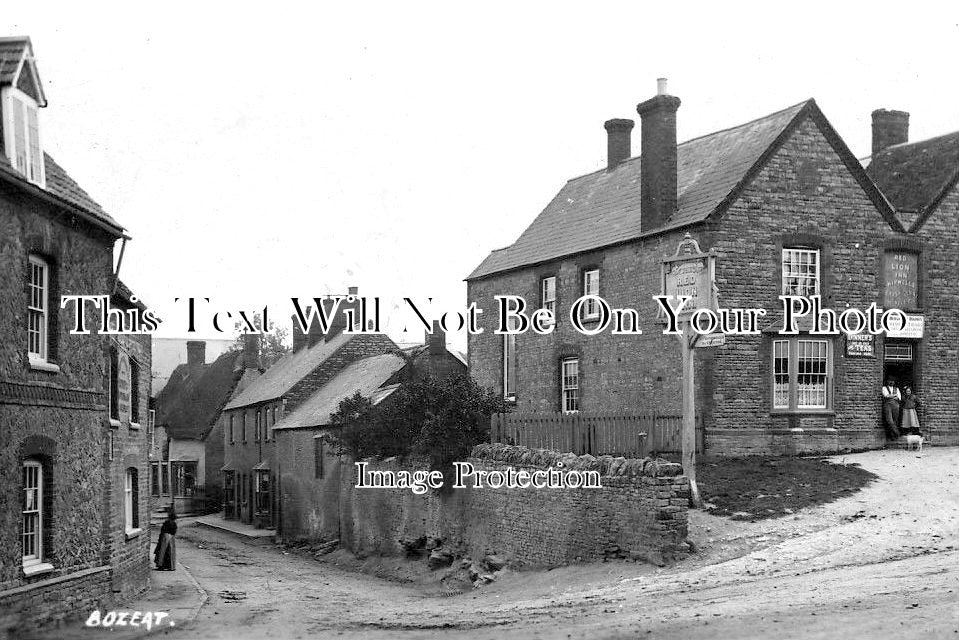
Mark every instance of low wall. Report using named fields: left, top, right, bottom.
left=0, top=566, right=112, bottom=639
left=341, top=444, right=690, bottom=568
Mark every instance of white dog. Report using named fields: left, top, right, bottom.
left=904, top=434, right=923, bottom=451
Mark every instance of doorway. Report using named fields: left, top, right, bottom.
left=883, top=340, right=916, bottom=391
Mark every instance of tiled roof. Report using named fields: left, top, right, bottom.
left=0, top=37, right=28, bottom=86
left=866, top=131, right=959, bottom=223
left=155, top=350, right=243, bottom=440
left=272, top=353, right=408, bottom=430
left=468, top=101, right=813, bottom=280
left=223, top=332, right=353, bottom=410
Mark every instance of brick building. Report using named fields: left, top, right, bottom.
left=221, top=290, right=400, bottom=528
left=0, top=37, right=152, bottom=636
left=866, top=111, right=959, bottom=445
left=465, top=80, right=951, bottom=456
left=153, top=338, right=260, bottom=514
left=274, top=323, right=466, bottom=543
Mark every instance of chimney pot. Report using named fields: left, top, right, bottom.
left=347, top=286, right=358, bottom=296
left=657, top=77, right=668, bottom=96
left=637, top=83, right=681, bottom=232
left=871, top=109, right=909, bottom=156
left=186, top=340, right=205, bottom=370
left=604, top=118, right=634, bottom=170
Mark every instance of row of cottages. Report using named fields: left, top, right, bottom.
left=221, top=291, right=465, bottom=536
left=151, top=338, right=260, bottom=515
left=467, top=79, right=959, bottom=456
left=0, top=37, right=153, bottom=635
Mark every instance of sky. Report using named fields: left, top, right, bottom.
left=7, top=2, right=959, bottom=352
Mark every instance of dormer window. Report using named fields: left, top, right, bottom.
left=0, top=37, right=47, bottom=187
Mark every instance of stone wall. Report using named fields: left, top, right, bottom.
left=332, top=444, right=689, bottom=568
left=0, top=566, right=111, bottom=640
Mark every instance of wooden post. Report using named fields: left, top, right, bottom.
left=679, top=324, right=704, bottom=508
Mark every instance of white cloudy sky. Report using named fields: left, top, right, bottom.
left=8, top=2, right=959, bottom=351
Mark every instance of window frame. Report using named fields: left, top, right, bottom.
left=22, top=459, right=43, bottom=566
left=770, top=337, right=833, bottom=413
left=314, top=436, right=325, bottom=479
left=129, top=359, right=141, bottom=427
left=229, top=413, right=235, bottom=444
left=561, top=357, right=580, bottom=413
left=27, top=254, right=49, bottom=364
left=2, top=86, right=45, bottom=187
left=781, top=247, right=821, bottom=298
left=541, top=276, right=557, bottom=324
left=109, top=348, right=120, bottom=422
left=124, top=467, right=140, bottom=535
left=582, top=269, right=600, bottom=320
left=254, top=409, right=261, bottom=442
left=502, top=316, right=518, bottom=401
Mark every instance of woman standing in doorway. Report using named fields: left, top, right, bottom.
left=900, top=386, right=922, bottom=436
left=881, top=378, right=902, bottom=439
left=154, top=510, right=177, bottom=570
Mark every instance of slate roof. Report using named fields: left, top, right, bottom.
left=273, top=353, right=408, bottom=430
left=866, top=131, right=959, bottom=227
left=155, top=350, right=243, bottom=440
left=223, top=331, right=353, bottom=410
left=468, top=100, right=898, bottom=280
left=0, top=37, right=28, bottom=86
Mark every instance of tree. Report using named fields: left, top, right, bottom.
left=328, top=374, right=509, bottom=473
left=231, top=312, right=290, bottom=367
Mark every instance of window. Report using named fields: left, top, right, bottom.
left=885, top=343, right=913, bottom=361
left=561, top=358, right=579, bottom=413
left=265, top=405, right=272, bottom=442
left=771, top=338, right=832, bottom=411
left=541, top=276, right=556, bottom=320
left=2, top=87, right=44, bottom=186
left=314, top=436, right=325, bottom=479
left=254, top=409, right=261, bottom=442
left=782, top=248, right=820, bottom=297
left=129, top=360, right=140, bottom=425
left=109, top=348, right=119, bottom=421
left=160, top=462, right=169, bottom=496
left=229, top=414, right=235, bottom=444
left=150, top=462, right=160, bottom=497
left=242, top=411, right=248, bottom=442
left=583, top=269, right=600, bottom=320
left=502, top=316, right=518, bottom=400
left=148, top=409, right=156, bottom=449
left=125, top=468, right=139, bottom=533
left=22, top=460, right=43, bottom=566
left=27, top=255, right=49, bottom=363
left=254, top=471, right=271, bottom=515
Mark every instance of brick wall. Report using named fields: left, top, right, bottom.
left=467, top=114, right=909, bottom=456
left=0, top=566, right=111, bottom=640
left=329, top=445, right=689, bottom=568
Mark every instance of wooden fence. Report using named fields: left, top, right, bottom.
left=489, top=412, right=704, bottom=457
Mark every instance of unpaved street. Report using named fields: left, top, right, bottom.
left=154, top=448, right=959, bottom=639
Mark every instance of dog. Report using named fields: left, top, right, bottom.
left=904, top=434, right=923, bottom=452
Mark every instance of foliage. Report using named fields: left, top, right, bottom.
left=328, top=374, right=509, bottom=471
left=231, top=312, right=290, bottom=366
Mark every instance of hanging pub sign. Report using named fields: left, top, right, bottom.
left=661, top=233, right=718, bottom=321
left=846, top=333, right=875, bottom=358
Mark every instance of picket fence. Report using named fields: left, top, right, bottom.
left=489, top=412, right=704, bottom=457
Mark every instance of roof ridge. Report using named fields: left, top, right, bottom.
left=880, top=129, right=959, bottom=153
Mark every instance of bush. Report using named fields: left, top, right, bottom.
left=328, top=374, right=509, bottom=472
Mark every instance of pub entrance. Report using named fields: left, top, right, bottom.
left=883, top=339, right=916, bottom=391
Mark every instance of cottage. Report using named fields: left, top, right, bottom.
left=466, top=80, right=939, bottom=456
left=152, top=338, right=261, bottom=514
left=0, top=37, right=152, bottom=635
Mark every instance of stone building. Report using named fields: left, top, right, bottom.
left=221, top=289, right=399, bottom=528
left=273, top=323, right=466, bottom=543
left=465, top=80, right=941, bottom=456
left=0, top=36, right=152, bottom=635
left=866, top=110, right=959, bottom=445
left=152, top=338, right=260, bottom=514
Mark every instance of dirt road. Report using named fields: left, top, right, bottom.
left=157, top=447, right=959, bottom=639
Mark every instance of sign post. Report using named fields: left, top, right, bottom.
left=661, top=233, right=718, bottom=509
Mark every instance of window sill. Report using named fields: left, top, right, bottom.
left=22, top=562, right=54, bottom=577
left=125, top=527, right=143, bottom=540
left=129, top=422, right=141, bottom=430
left=29, top=360, right=61, bottom=374
left=770, top=409, right=836, bottom=417
left=109, top=418, right=122, bottom=428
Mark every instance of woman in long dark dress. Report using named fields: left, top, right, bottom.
left=900, top=386, right=922, bottom=436
left=154, top=511, right=177, bottom=570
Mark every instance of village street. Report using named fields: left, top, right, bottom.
left=99, top=446, right=957, bottom=640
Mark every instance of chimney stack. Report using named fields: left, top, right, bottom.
left=872, top=109, right=909, bottom=156
left=427, top=320, right=445, bottom=356
left=637, top=78, right=681, bottom=232
left=242, top=333, right=261, bottom=370
left=291, top=313, right=309, bottom=352
left=323, top=286, right=360, bottom=342
left=604, top=118, right=634, bottom=170
left=186, top=340, right=205, bottom=370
